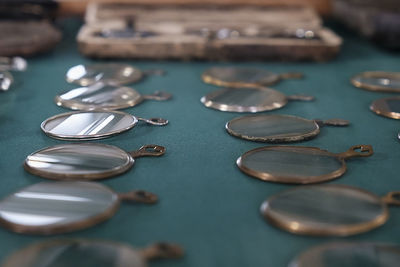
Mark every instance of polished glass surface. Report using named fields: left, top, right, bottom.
left=263, top=185, right=384, bottom=232
left=240, top=146, right=342, bottom=182
left=290, top=242, right=400, bottom=267
left=0, top=182, right=118, bottom=228
left=370, top=97, right=400, bottom=119
left=3, top=240, right=144, bottom=267
left=202, top=87, right=287, bottom=112
left=227, top=114, right=317, bottom=141
left=0, top=71, right=13, bottom=91
left=41, top=111, right=136, bottom=139
left=66, top=63, right=143, bottom=86
left=56, top=83, right=142, bottom=110
left=25, top=143, right=132, bottom=177
left=353, top=72, right=400, bottom=91
left=203, top=67, right=278, bottom=86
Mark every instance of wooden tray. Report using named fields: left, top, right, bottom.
left=77, top=3, right=342, bottom=61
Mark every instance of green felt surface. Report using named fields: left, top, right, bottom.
left=1, top=18, right=400, bottom=267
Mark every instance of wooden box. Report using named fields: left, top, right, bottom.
left=77, top=2, right=342, bottom=61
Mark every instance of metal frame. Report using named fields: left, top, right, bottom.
left=351, top=71, right=400, bottom=93
left=225, top=114, right=321, bottom=142
left=261, top=184, right=391, bottom=236
left=0, top=182, right=157, bottom=235
left=40, top=110, right=138, bottom=141
left=370, top=97, right=400, bottom=119
left=237, top=145, right=373, bottom=184
left=201, top=87, right=288, bottom=113
left=24, top=143, right=166, bottom=180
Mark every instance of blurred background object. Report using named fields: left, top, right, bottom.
left=0, top=0, right=61, bottom=56
left=333, top=0, right=400, bottom=50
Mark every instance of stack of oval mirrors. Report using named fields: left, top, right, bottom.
left=199, top=66, right=400, bottom=266
left=0, top=63, right=183, bottom=264
left=352, top=71, right=400, bottom=140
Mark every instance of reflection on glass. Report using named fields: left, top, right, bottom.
left=263, top=185, right=384, bottom=233
left=0, top=182, right=117, bottom=227
left=26, top=144, right=131, bottom=175
left=42, top=112, right=136, bottom=138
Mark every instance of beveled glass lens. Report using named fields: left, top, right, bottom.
left=353, top=72, right=400, bottom=92
left=66, top=64, right=143, bottom=86
left=202, top=87, right=287, bottom=112
left=238, top=146, right=342, bottom=183
left=25, top=143, right=133, bottom=179
left=203, top=67, right=278, bottom=86
left=290, top=242, right=400, bottom=267
left=41, top=111, right=137, bottom=140
left=0, top=182, right=118, bottom=230
left=56, top=83, right=142, bottom=110
left=227, top=114, right=318, bottom=142
left=2, top=240, right=144, bottom=267
left=262, top=185, right=386, bottom=235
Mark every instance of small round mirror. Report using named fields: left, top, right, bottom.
left=66, top=63, right=143, bottom=86
left=40, top=111, right=168, bottom=141
left=24, top=143, right=166, bottom=180
left=351, top=71, right=400, bottom=93
left=370, top=97, right=400, bottom=119
left=55, top=83, right=171, bottom=111
left=261, top=184, right=391, bottom=236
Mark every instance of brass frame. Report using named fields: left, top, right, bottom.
left=0, top=182, right=157, bottom=235
left=225, top=114, right=321, bottom=143
left=40, top=110, right=168, bottom=141
left=201, top=67, right=303, bottom=88
left=200, top=87, right=288, bottom=113
left=370, top=97, right=400, bottom=119
left=2, top=239, right=183, bottom=267
left=289, top=242, right=400, bottom=267
left=351, top=71, right=400, bottom=93
left=66, top=63, right=144, bottom=86
left=237, top=145, right=373, bottom=184
left=24, top=143, right=166, bottom=180
left=55, top=85, right=172, bottom=111
left=261, top=184, right=390, bottom=236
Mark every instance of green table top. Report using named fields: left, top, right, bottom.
left=1, top=18, right=400, bottom=267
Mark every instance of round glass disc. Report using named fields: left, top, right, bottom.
left=202, top=67, right=279, bottom=87
left=0, top=181, right=119, bottom=234
left=237, top=146, right=345, bottom=184
left=370, top=97, right=400, bottom=119
left=2, top=239, right=145, bottom=267
left=55, top=83, right=143, bottom=110
left=66, top=63, right=143, bottom=86
left=261, top=184, right=388, bottom=236
left=25, top=143, right=134, bottom=180
left=289, top=242, right=400, bottom=267
left=352, top=71, right=400, bottom=93
left=226, top=114, right=319, bottom=142
left=41, top=111, right=137, bottom=140
left=201, top=87, right=287, bottom=113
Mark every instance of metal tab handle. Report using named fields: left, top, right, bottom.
left=142, top=91, right=172, bottom=101
left=382, top=192, right=400, bottom=206
left=315, top=119, right=350, bottom=127
left=129, top=144, right=166, bottom=158
left=287, top=95, right=315, bottom=101
left=279, top=72, right=304, bottom=80
left=337, top=145, right=374, bottom=160
left=118, top=190, right=158, bottom=204
left=137, top=117, right=169, bottom=126
left=141, top=243, right=184, bottom=260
